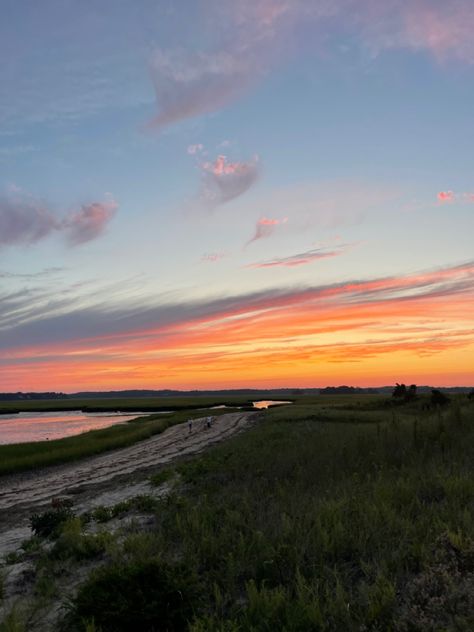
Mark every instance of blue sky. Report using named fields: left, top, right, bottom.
left=1, top=0, right=473, bottom=390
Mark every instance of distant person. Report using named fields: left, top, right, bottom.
left=188, top=419, right=193, bottom=434
left=206, top=416, right=211, bottom=429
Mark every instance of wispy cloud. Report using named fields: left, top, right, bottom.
left=0, top=193, right=59, bottom=248
left=200, top=154, right=260, bottom=206
left=0, top=267, right=64, bottom=280
left=246, top=216, right=288, bottom=246
left=187, top=143, right=204, bottom=155
left=358, top=0, right=474, bottom=64
left=0, top=191, right=117, bottom=250
left=201, top=252, right=225, bottom=263
left=148, top=49, right=254, bottom=131
left=247, top=244, right=351, bottom=268
left=147, top=0, right=296, bottom=130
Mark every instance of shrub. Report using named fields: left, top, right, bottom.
left=65, top=559, right=201, bottom=631
left=30, top=505, right=74, bottom=538
left=51, top=518, right=111, bottom=561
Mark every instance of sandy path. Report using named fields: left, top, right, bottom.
left=0, top=412, right=257, bottom=554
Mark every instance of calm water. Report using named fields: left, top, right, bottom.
left=252, top=400, right=292, bottom=409
left=0, top=411, right=153, bottom=445
left=209, top=400, right=292, bottom=410
left=0, top=401, right=293, bottom=445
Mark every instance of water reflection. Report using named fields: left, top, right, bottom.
left=252, top=400, right=292, bottom=409
left=0, top=411, right=152, bottom=445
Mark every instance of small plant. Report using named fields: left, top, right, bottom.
left=150, top=469, right=174, bottom=487
left=0, top=605, right=27, bottom=631
left=91, top=505, right=113, bottom=523
left=30, top=499, right=75, bottom=538
left=4, top=551, right=22, bottom=565
left=51, top=518, right=112, bottom=561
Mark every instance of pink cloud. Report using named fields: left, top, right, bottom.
left=200, top=154, right=260, bottom=205
left=437, top=190, right=455, bottom=203
left=246, top=216, right=288, bottom=246
left=62, top=200, right=117, bottom=246
left=147, top=1, right=297, bottom=131
left=354, top=0, right=474, bottom=64
left=0, top=191, right=118, bottom=250
left=247, top=244, right=352, bottom=268
left=147, top=2, right=474, bottom=133
left=437, top=190, right=474, bottom=204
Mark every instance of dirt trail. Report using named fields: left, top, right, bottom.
left=0, top=412, right=257, bottom=554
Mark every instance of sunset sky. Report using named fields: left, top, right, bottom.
left=1, top=0, right=473, bottom=391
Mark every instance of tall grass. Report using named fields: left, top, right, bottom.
left=63, top=397, right=474, bottom=630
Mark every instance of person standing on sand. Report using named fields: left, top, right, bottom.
left=188, top=419, right=193, bottom=434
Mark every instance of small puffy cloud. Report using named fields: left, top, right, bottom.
left=246, top=216, right=288, bottom=246
left=187, top=143, right=204, bottom=155
left=247, top=244, right=351, bottom=268
left=437, top=190, right=455, bottom=203
left=200, top=154, right=260, bottom=205
left=0, top=190, right=117, bottom=250
left=62, top=200, right=118, bottom=246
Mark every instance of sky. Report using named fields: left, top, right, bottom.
left=1, top=0, right=473, bottom=392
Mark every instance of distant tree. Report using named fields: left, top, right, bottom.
left=468, top=389, right=474, bottom=401
left=406, top=384, right=417, bottom=400
left=392, top=383, right=407, bottom=398
left=431, top=389, right=450, bottom=407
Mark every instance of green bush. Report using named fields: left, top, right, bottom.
left=30, top=506, right=74, bottom=538
left=65, top=559, right=201, bottom=631
left=51, top=518, right=111, bottom=561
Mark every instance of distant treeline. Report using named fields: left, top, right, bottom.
left=0, top=392, right=69, bottom=401
left=0, top=385, right=472, bottom=401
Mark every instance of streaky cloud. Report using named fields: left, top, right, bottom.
left=1, top=260, right=472, bottom=353
left=247, top=244, right=351, bottom=268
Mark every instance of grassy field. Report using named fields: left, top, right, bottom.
left=1, top=395, right=473, bottom=630
left=0, top=395, right=285, bottom=414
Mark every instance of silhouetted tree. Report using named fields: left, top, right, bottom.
left=406, top=384, right=417, bottom=400
left=468, top=389, right=474, bottom=401
left=431, top=389, right=450, bottom=407
left=392, top=383, right=407, bottom=398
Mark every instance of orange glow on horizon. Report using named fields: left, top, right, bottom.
left=3, top=263, right=473, bottom=392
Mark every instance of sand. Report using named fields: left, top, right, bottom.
left=0, top=412, right=257, bottom=555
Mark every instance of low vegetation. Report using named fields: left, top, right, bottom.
left=1, top=395, right=473, bottom=630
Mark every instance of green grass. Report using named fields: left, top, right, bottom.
left=2, top=395, right=473, bottom=630
left=65, top=396, right=473, bottom=630
left=0, top=394, right=281, bottom=414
